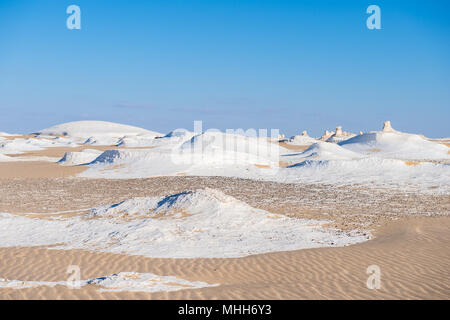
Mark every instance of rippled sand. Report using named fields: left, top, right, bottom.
left=0, top=217, right=448, bottom=299
left=0, top=157, right=448, bottom=299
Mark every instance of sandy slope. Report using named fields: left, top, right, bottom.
left=0, top=162, right=86, bottom=179
left=0, top=216, right=448, bottom=300
left=5, top=145, right=119, bottom=159
left=0, top=146, right=156, bottom=179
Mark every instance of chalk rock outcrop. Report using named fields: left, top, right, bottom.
left=319, top=130, right=334, bottom=141
left=326, top=126, right=356, bottom=143
left=382, top=121, right=396, bottom=133
left=277, top=134, right=287, bottom=142
left=288, top=130, right=318, bottom=145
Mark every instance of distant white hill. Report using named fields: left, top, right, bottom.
left=339, top=131, right=449, bottom=160
left=38, top=121, right=162, bottom=139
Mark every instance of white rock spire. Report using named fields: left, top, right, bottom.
left=382, top=121, right=396, bottom=133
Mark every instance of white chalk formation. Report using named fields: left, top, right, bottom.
left=382, top=121, right=396, bottom=133
left=288, top=130, right=318, bottom=145
left=58, top=149, right=103, bottom=166
left=326, top=126, right=356, bottom=143
left=0, top=272, right=218, bottom=293
left=319, top=130, right=333, bottom=141
left=1, top=119, right=448, bottom=193
left=0, top=189, right=370, bottom=258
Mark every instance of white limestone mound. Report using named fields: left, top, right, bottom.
left=163, top=129, right=200, bottom=143
left=165, top=129, right=195, bottom=138
left=339, top=124, right=450, bottom=160
left=0, top=137, right=74, bottom=155
left=160, top=129, right=198, bottom=146
left=283, top=157, right=450, bottom=191
left=294, top=141, right=364, bottom=161
left=85, top=272, right=217, bottom=293
left=58, top=149, right=103, bottom=166
left=81, top=137, right=284, bottom=178
left=0, top=189, right=369, bottom=258
left=178, top=131, right=283, bottom=165
left=38, top=121, right=161, bottom=139
left=117, top=129, right=196, bottom=149
left=82, top=148, right=190, bottom=178
left=178, top=131, right=277, bottom=154
left=116, top=134, right=158, bottom=147
left=88, top=149, right=153, bottom=165
left=88, top=188, right=252, bottom=220
left=0, top=139, right=38, bottom=155
left=0, top=272, right=217, bottom=293
left=58, top=121, right=449, bottom=192
left=288, top=135, right=318, bottom=145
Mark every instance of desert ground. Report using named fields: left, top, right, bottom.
left=0, top=121, right=449, bottom=299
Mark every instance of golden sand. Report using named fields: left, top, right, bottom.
left=404, top=161, right=421, bottom=166
left=0, top=161, right=87, bottom=179
left=0, top=217, right=448, bottom=300
left=279, top=142, right=311, bottom=152
left=6, top=145, right=119, bottom=159
left=254, top=164, right=271, bottom=169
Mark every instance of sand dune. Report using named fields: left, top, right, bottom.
left=0, top=216, right=448, bottom=300
left=0, top=161, right=86, bottom=179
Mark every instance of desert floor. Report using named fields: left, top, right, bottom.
left=0, top=159, right=449, bottom=299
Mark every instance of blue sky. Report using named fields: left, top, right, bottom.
left=0, top=0, right=449, bottom=137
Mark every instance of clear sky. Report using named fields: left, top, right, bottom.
left=1, top=0, right=449, bottom=137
